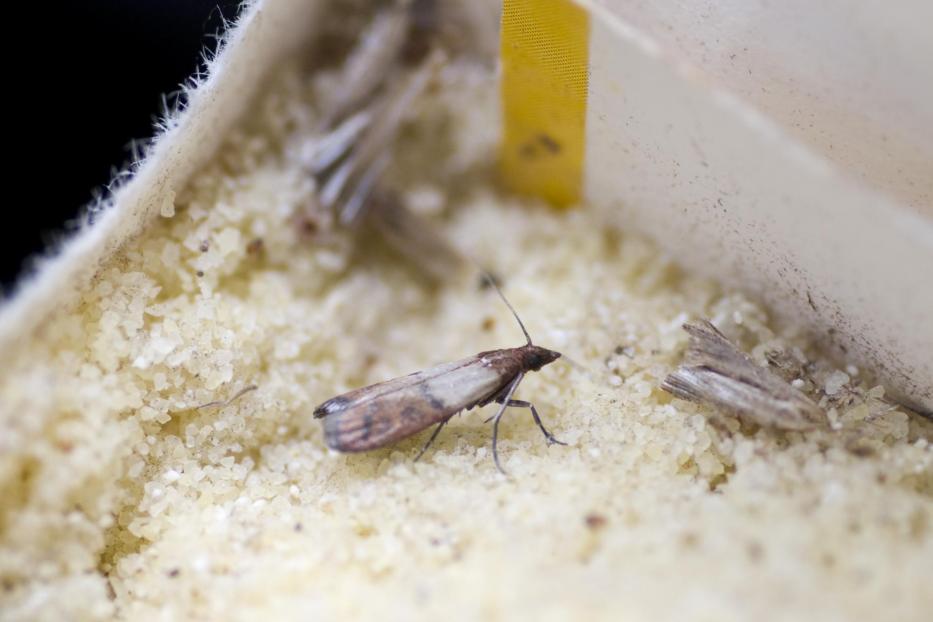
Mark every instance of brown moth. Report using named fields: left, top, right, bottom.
left=661, top=320, right=825, bottom=430
left=313, top=276, right=565, bottom=474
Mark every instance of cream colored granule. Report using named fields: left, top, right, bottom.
left=1, top=61, right=931, bottom=622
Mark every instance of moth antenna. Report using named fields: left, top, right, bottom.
left=558, top=352, right=604, bottom=384
left=481, top=269, right=532, bottom=345
left=558, top=353, right=587, bottom=373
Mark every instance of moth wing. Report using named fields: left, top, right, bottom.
left=313, top=356, right=477, bottom=418
left=683, top=320, right=800, bottom=391
left=662, top=367, right=820, bottom=430
left=664, top=320, right=825, bottom=429
left=682, top=320, right=757, bottom=378
left=320, top=357, right=506, bottom=452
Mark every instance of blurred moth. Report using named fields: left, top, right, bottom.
left=306, top=1, right=463, bottom=282
left=661, top=320, right=825, bottom=430
left=314, top=276, right=565, bottom=474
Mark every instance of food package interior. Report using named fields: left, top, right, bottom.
left=2, top=5, right=931, bottom=621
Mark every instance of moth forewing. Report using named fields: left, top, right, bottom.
left=313, top=356, right=479, bottom=419
left=661, top=320, right=825, bottom=430
left=662, top=367, right=818, bottom=431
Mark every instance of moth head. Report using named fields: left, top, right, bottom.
left=524, top=345, right=561, bottom=371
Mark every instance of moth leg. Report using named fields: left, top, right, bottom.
left=414, top=418, right=449, bottom=462
left=490, top=373, right=524, bottom=476
left=504, top=399, right=567, bottom=446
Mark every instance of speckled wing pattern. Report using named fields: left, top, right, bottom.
left=314, top=355, right=507, bottom=451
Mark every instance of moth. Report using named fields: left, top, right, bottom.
left=313, top=277, right=565, bottom=474
left=661, top=320, right=825, bottom=430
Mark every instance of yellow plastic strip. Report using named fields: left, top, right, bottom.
left=499, top=0, right=590, bottom=207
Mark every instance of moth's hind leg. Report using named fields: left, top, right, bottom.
left=503, top=399, right=567, bottom=446
left=413, top=418, right=450, bottom=462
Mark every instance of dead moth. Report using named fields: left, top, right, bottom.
left=661, top=320, right=825, bottom=430
left=314, top=277, right=565, bottom=474
left=305, top=1, right=464, bottom=282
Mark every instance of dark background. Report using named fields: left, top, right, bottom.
left=4, top=1, right=244, bottom=292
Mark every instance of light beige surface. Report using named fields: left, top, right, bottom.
left=592, top=0, right=933, bottom=215
left=1, top=53, right=932, bottom=621
left=579, top=0, right=933, bottom=412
